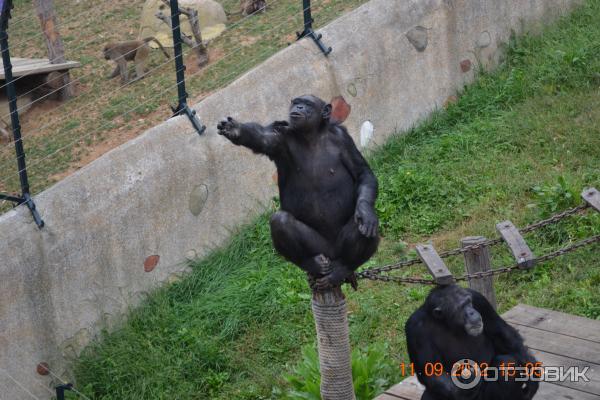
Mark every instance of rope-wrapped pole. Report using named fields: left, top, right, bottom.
left=312, top=286, right=355, bottom=400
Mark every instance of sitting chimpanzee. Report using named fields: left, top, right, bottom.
left=405, top=285, right=539, bottom=400
left=217, top=95, right=379, bottom=290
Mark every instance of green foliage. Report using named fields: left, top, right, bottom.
left=275, top=343, right=394, bottom=400
left=528, top=177, right=600, bottom=242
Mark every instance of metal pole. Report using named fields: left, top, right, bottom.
left=302, top=0, right=311, bottom=32
left=168, top=0, right=205, bottom=135
left=0, top=0, right=44, bottom=227
left=296, top=0, right=332, bottom=56
left=55, top=384, right=73, bottom=400
left=169, top=0, right=187, bottom=107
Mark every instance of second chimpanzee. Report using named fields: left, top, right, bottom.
left=217, top=95, right=379, bottom=290
left=406, top=285, right=539, bottom=400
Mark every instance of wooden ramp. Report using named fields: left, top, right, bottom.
left=375, top=304, right=600, bottom=400
left=0, top=57, right=80, bottom=79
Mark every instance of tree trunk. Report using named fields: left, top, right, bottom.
left=181, top=6, right=208, bottom=67
left=312, top=286, right=356, bottom=400
left=33, top=0, right=74, bottom=99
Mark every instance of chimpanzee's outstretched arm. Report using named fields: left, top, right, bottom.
left=335, top=125, right=379, bottom=238
left=217, top=117, right=286, bottom=157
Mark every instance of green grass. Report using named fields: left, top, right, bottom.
left=73, top=2, right=600, bottom=399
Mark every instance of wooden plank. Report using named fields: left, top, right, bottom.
left=0, top=58, right=80, bottom=79
left=537, top=381, right=600, bottom=399
left=529, top=349, right=600, bottom=394
left=383, top=377, right=423, bottom=400
left=374, top=394, right=408, bottom=400
left=503, top=304, right=600, bottom=343
left=415, top=244, right=455, bottom=285
left=512, top=325, right=600, bottom=365
left=583, top=187, right=600, bottom=212
left=496, top=220, right=535, bottom=269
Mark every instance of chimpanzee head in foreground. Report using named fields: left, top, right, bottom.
left=425, top=284, right=483, bottom=336
left=288, top=95, right=332, bottom=131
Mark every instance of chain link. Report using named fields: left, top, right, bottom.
left=362, top=233, right=600, bottom=285
left=536, top=234, right=600, bottom=263
left=357, top=203, right=591, bottom=279
left=520, top=203, right=589, bottom=233
left=455, top=234, right=600, bottom=282
left=359, top=271, right=436, bottom=285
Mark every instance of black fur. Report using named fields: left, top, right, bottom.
left=217, top=95, right=379, bottom=290
left=406, top=285, right=539, bottom=400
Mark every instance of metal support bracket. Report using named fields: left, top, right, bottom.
left=168, top=0, right=205, bottom=136
left=0, top=0, right=44, bottom=228
left=170, top=101, right=206, bottom=136
left=496, top=220, right=535, bottom=269
left=582, top=187, right=600, bottom=212
left=416, top=244, right=455, bottom=285
left=296, top=0, right=332, bottom=56
left=55, top=383, right=73, bottom=400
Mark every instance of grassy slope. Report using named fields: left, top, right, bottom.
left=74, top=2, right=600, bottom=399
left=1, top=0, right=367, bottom=200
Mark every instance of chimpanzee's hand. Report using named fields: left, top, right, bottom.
left=272, top=120, right=289, bottom=134
left=354, top=200, right=378, bottom=238
left=217, top=117, right=241, bottom=141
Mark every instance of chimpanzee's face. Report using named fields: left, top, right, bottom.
left=289, top=95, right=325, bottom=130
left=432, top=286, right=484, bottom=337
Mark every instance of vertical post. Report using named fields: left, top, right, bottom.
left=296, top=0, right=332, bottom=56
left=302, top=0, right=312, bottom=32
left=33, top=0, right=74, bottom=99
left=312, top=287, right=355, bottom=400
left=169, top=0, right=187, bottom=111
left=0, top=0, right=44, bottom=227
left=461, top=236, right=496, bottom=309
left=55, top=384, right=73, bottom=400
left=168, top=0, right=205, bottom=135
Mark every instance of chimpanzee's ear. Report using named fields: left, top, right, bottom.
left=322, top=103, right=332, bottom=121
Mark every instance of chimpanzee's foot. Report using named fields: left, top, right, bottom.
left=313, top=261, right=353, bottom=291
left=314, top=254, right=333, bottom=276
left=345, top=272, right=358, bottom=291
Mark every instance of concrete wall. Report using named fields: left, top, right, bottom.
left=0, top=0, right=582, bottom=397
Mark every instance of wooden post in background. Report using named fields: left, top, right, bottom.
left=33, top=0, right=74, bottom=99
left=461, top=236, right=497, bottom=310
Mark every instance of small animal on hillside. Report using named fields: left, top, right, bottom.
left=217, top=95, right=379, bottom=291
left=405, top=284, right=539, bottom=400
left=240, top=0, right=267, bottom=16
left=103, top=37, right=170, bottom=84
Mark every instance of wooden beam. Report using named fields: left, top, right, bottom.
left=415, top=244, right=454, bottom=285
left=496, top=221, right=535, bottom=269
left=461, top=236, right=496, bottom=309
left=582, top=187, right=600, bottom=212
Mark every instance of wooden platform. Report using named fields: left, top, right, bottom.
left=0, top=57, right=80, bottom=79
left=375, top=304, right=600, bottom=399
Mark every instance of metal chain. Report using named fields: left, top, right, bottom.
left=455, top=265, right=520, bottom=282
left=357, top=203, right=591, bottom=278
left=361, top=233, right=599, bottom=285
left=359, top=271, right=436, bottom=285
left=520, top=203, right=589, bottom=233
left=457, top=234, right=600, bottom=282
left=356, top=258, right=423, bottom=279
left=536, top=234, right=600, bottom=263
